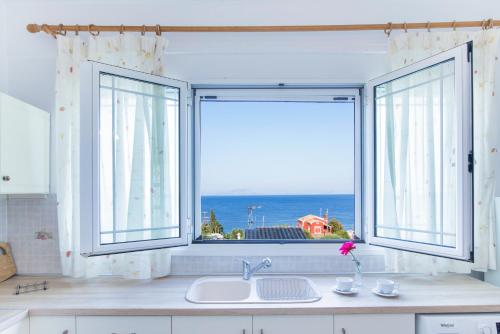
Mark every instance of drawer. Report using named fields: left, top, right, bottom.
left=30, top=316, right=75, bottom=334
left=334, top=314, right=415, bottom=334
left=172, top=316, right=251, bottom=334
left=76, top=316, right=171, bottom=334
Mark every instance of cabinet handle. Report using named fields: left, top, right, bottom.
left=2, top=176, right=10, bottom=181
left=242, top=330, right=245, bottom=334
left=341, top=328, right=346, bottom=334
left=260, top=330, right=264, bottom=334
left=62, top=331, right=68, bottom=334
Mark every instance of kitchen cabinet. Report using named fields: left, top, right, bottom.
left=173, top=316, right=252, bottom=334
left=30, top=316, right=75, bottom=334
left=0, top=92, right=50, bottom=194
left=0, top=318, right=28, bottom=334
left=333, top=314, right=415, bottom=334
left=253, top=315, right=333, bottom=334
left=76, top=316, right=171, bottom=334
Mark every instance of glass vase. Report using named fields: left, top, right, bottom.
left=353, top=259, right=363, bottom=287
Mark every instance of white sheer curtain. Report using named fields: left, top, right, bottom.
left=55, top=34, right=172, bottom=278
left=383, top=29, right=500, bottom=273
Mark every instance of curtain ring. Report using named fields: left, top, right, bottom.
left=426, top=22, right=431, bottom=32
left=75, top=24, right=79, bottom=36
left=451, top=20, right=457, bottom=31
left=141, top=25, right=146, bottom=36
left=88, top=24, right=100, bottom=36
left=487, top=18, right=494, bottom=30
left=403, top=22, right=408, bottom=33
left=384, top=22, right=393, bottom=37
left=57, top=24, right=66, bottom=36
left=156, top=24, right=162, bottom=36
left=120, top=24, right=125, bottom=35
left=41, top=24, right=57, bottom=39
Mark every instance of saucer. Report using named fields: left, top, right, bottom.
left=372, top=288, right=399, bottom=297
left=333, top=286, right=359, bottom=295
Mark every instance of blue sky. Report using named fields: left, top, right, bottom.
left=201, top=101, right=354, bottom=195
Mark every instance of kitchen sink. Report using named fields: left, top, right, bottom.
left=185, top=276, right=321, bottom=304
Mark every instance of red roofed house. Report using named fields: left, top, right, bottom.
left=296, top=211, right=332, bottom=238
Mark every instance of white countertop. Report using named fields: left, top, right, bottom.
left=0, top=274, right=499, bottom=316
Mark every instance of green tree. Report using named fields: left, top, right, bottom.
left=201, top=210, right=224, bottom=235
left=229, top=228, right=245, bottom=240
left=209, top=210, right=223, bottom=234
left=328, top=218, right=344, bottom=233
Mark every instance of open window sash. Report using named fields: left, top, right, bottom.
left=364, top=42, right=473, bottom=261
left=80, top=61, right=191, bottom=256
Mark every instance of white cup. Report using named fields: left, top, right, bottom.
left=336, top=277, right=354, bottom=292
left=376, top=279, right=398, bottom=294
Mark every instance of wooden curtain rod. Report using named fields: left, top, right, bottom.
left=27, top=19, right=500, bottom=37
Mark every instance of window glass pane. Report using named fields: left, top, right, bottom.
left=99, top=73, right=180, bottom=245
left=200, top=99, right=356, bottom=241
left=375, top=59, right=457, bottom=247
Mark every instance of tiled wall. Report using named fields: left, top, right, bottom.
left=4, top=195, right=61, bottom=275
left=171, top=255, right=385, bottom=275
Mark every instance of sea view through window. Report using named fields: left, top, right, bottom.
left=198, top=92, right=356, bottom=242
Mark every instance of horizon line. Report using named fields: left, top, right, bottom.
left=201, top=193, right=354, bottom=197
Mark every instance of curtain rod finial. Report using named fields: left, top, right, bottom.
left=26, top=24, right=41, bottom=33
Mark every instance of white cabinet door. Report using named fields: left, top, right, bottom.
left=0, top=318, right=29, bottom=334
left=0, top=92, right=50, bottom=194
left=76, top=316, right=171, bottom=334
left=253, top=315, right=333, bottom=334
left=172, top=316, right=251, bottom=334
left=30, top=316, right=75, bottom=334
left=333, top=314, right=415, bottom=334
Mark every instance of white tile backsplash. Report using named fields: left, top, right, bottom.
left=171, top=255, right=385, bottom=275
left=6, top=195, right=61, bottom=275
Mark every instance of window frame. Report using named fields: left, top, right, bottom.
left=191, top=87, right=362, bottom=243
left=364, top=42, right=474, bottom=261
left=80, top=61, right=190, bottom=256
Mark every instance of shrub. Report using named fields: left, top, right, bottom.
left=328, top=218, right=344, bottom=233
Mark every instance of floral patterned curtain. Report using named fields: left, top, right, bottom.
left=55, top=34, right=172, bottom=278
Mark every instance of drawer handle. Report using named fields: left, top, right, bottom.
left=63, top=331, right=68, bottom=334
left=341, top=329, right=346, bottom=334
left=260, top=330, right=264, bottom=334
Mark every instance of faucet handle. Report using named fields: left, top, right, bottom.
left=263, top=257, right=272, bottom=267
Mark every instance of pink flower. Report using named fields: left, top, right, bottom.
left=339, top=241, right=356, bottom=255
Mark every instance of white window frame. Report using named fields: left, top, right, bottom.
left=365, top=43, right=474, bottom=261
left=192, top=88, right=362, bottom=243
left=80, top=61, right=190, bottom=256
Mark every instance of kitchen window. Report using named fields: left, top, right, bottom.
left=365, top=42, right=474, bottom=261
left=80, top=62, right=189, bottom=256
left=193, top=88, right=361, bottom=243
left=80, top=42, right=473, bottom=260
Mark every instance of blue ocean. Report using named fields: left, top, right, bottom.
left=201, top=194, right=354, bottom=232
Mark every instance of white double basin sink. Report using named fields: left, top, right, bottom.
left=186, top=276, right=322, bottom=304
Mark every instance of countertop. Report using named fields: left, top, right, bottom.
left=1, top=274, right=500, bottom=316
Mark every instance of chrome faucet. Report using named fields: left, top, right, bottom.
left=242, top=257, right=272, bottom=280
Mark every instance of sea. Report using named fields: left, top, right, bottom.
left=201, top=194, right=354, bottom=232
